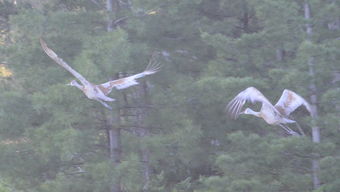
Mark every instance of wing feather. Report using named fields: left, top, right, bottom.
left=40, top=38, right=91, bottom=86
left=99, top=55, right=161, bottom=95
left=226, top=87, right=274, bottom=119
left=274, top=89, right=312, bottom=116
left=226, top=97, right=240, bottom=119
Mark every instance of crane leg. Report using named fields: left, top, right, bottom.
left=96, top=99, right=113, bottom=110
left=294, top=122, right=306, bottom=136
left=278, top=124, right=300, bottom=136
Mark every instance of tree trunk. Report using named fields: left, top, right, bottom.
left=109, top=128, right=121, bottom=163
left=139, top=82, right=151, bottom=192
left=106, top=75, right=123, bottom=192
left=108, top=118, right=122, bottom=192
left=106, top=88, right=122, bottom=192
left=106, top=0, right=119, bottom=32
left=107, top=1, right=122, bottom=192
left=107, top=0, right=113, bottom=32
left=276, top=49, right=283, bottom=62
left=304, top=1, right=321, bottom=189
left=141, top=147, right=151, bottom=192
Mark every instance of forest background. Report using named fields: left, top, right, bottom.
left=0, top=0, right=339, bottom=191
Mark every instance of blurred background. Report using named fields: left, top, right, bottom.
left=0, top=0, right=339, bottom=191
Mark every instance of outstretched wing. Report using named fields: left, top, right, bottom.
left=98, top=55, right=161, bottom=95
left=274, top=89, right=312, bottom=116
left=40, top=38, right=91, bottom=86
left=226, top=87, right=274, bottom=119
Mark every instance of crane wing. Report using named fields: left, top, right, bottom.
left=274, top=89, right=312, bottom=116
left=226, top=87, right=274, bottom=119
left=40, top=38, right=91, bottom=86
left=98, top=55, right=161, bottom=95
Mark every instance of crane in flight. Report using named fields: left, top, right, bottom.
left=226, top=87, right=313, bottom=136
left=40, top=39, right=161, bottom=110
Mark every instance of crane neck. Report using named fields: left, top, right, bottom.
left=71, top=81, right=84, bottom=90
left=244, top=108, right=261, bottom=118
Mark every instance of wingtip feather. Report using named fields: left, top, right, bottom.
left=40, top=38, right=58, bottom=59
left=40, top=38, right=48, bottom=51
left=145, top=60, right=162, bottom=73
left=226, top=98, right=241, bottom=119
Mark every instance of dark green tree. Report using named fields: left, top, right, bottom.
left=0, top=0, right=339, bottom=192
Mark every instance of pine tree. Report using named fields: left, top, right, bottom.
left=0, top=0, right=339, bottom=191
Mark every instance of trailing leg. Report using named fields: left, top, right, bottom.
left=278, top=124, right=300, bottom=136
left=295, top=122, right=306, bottom=136
left=96, top=99, right=113, bottom=110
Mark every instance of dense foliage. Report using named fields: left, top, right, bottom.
left=0, top=0, right=339, bottom=191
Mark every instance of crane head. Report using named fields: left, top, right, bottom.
left=66, top=80, right=83, bottom=90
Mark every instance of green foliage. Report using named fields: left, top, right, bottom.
left=0, top=0, right=339, bottom=191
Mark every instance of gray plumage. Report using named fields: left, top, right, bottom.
left=40, top=39, right=161, bottom=110
left=227, top=87, right=313, bottom=136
